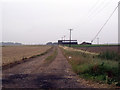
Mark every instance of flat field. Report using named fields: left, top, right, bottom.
left=2, top=45, right=51, bottom=66
left=71, top=45, right=119, bottom=53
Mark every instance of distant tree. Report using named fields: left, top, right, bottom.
left=1, top=42, right=22, bottom=46
left=46, top=42, right=53, bottom=45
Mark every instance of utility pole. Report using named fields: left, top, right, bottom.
left=69, top=29, right=73, bottom=47
left=118, top=1, right=120, bottom=52
left=118, top=1, right=120, bottom=86
left=97, top=38, right=99, bottom=45
left=61, top=37, right=63, bottom=40
left=63, top=35, right=66, bottom=43
left=63, top=35, right=66, bottom=46
left=61, top=37, right=64, bottom=45
left=64, top=35, right=66, bottom=40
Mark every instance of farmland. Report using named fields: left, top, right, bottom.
left=2, top=45, right=51, bottom=66
left=2, top=45, right=120, bottom=88
left=68, top=45, right=120, bottom=53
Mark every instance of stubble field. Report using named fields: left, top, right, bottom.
left=2, top=45, right=51, bottom=66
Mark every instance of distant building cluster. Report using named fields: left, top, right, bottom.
left=46, top=40, right=92, bottom=46
left=58, top=40, right=91, bottom=45
left=58, top=40, right=78, bottom=45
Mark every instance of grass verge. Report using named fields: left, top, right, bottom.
left=60, top=46, right=119, bottom=87
left=45, top=47, right=58, bottom=64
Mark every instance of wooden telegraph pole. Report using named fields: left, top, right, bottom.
left=97, top=38, right=99, bottom=45
left=69, top=29, right=73, bottom=47
left=118, top=1, right=120, bottom=86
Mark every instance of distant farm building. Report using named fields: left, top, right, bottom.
left=80, top=42, right=92, bottom=45
left=46, top=42, right=58, bottom=45
left=58, top=40, right=78, bottom=45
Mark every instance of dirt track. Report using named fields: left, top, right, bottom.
left=2, top=46, right=86, bottom=88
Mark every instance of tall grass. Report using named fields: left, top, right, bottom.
left=61, top=47, right=119, bottom=86
left=98, top=51, right=120, bottom=61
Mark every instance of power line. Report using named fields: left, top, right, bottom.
left=88, top=0, right=108, bottom=18
left=84, top=3, right=119, bottom=52
left=91, top=3, right=119, bottom=43
left=89, top=0, right=115, bottom=22
left=73, top=0, right=115, bottom=32
left=87, top=0, right=101, bottom=17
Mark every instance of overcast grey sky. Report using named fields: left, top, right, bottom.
left=1, top=0, right=120, bottom=44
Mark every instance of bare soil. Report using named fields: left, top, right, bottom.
left=74, top=46, right=119, bottom=53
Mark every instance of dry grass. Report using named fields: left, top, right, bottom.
left=60, top=46, right=98, bottom=55
left=2, top=45, right=51, bottom=66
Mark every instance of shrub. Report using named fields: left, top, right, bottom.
left=78, top=62, right=119, bottom=84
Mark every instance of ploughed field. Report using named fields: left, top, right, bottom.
left=2, top=45, right=51, bottom=66
left=73, top=45, right=119, bottom=53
